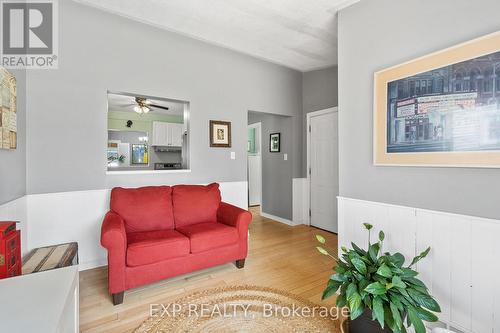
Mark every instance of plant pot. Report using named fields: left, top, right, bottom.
left=348, top=309, right=393, bottom=333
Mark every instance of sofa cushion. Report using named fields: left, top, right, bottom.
left=172, top=183, right=221, bottom=228
left=176, top=222, right=239, bottom=254
left=111, top=186, right=174, bottom=233
left=126, top=230, right=190, bottom=267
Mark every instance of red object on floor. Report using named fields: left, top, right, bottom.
left=0, top=222, right=21, bottom=279
left=101, top=183, right=252, bottom=304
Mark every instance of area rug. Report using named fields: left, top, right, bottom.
left=134, top=285, right=346, bottom=333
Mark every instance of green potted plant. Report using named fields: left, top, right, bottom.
left=316, top=223, right=440, bottom=333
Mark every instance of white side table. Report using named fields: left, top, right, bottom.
left=0, top=265, right=79, bottom=333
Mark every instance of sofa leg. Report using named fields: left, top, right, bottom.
left=235, top=259, right=246, bottom=269
left=112, top=292, right=124, bottom=305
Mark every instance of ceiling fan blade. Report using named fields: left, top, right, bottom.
left=149, top=104, right=170, bottom=111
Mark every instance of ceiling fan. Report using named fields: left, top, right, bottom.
left=133, top=97, right=169, bottom=114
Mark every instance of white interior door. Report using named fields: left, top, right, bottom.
left=309, top=109, right=338, bottom=233
left=248, top=123, right=262, bottom=206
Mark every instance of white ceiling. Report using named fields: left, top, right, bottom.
left=108, top=92, right=185, bottom=116
left=76, top=0, right=359, bottom=72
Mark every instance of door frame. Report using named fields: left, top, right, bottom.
left=306, top=107, right=338, bottom=226
left=247, top=122, right=262, bottom=208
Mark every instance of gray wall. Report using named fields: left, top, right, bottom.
left=26, top=0, right=302, bottom=195
left=302, top=66, right=338, bottom=176
left=0, top=69, right=26, bottom=204
left=248, top=112, right=294, bottom=220
left=338, top=0, right=500, bottom=219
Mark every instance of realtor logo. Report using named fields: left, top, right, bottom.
left=0, top=0, right=58, bottom=69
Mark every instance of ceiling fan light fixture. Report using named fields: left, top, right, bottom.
left=134, top=105, right=151, bottom=114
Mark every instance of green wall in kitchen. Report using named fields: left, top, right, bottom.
left=248, top=127, right=256, bottom=154
left=108, top=111, right=183, bottom=136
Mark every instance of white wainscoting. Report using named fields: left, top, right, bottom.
left=26, top=181, right=248, bottom=271
left=292, top=178, right=308, bottom=225
left=338, top=196, right=500, bottom=333
left=0, top=196, right=28, bottom=256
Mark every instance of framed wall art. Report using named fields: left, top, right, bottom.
left=209, top=120, right=231, bottom=148
left=269, top=133, right=280, bottom=153
left=131, top=144, right=148, bottom=165
left=374, top=31, right=500, bottom=167
left=0, top=67, right=16, bottom=150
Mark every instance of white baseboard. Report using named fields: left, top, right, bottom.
left=292, top=178, right=309, bottom=225
left=260, top=211, right=295, bottom=226
left=79, top=259, right=107, bottom=271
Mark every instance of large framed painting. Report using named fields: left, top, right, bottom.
left=0, top=67, right=16, bottom=150
left=374, top=31, right=500, bottom=167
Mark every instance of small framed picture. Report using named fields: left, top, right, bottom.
left=131, top=144, right=148, bottom=165
left=269, top=133, right=280, bottom=153
left=209, top=120, right=231, bottom=148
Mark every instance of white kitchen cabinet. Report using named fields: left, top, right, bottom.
left=152, top=122, right=184, bottom=147
left=170, top=123, right=184, bottom=147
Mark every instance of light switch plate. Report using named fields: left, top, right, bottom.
left=230, top=151, right=236, bottom=160
left=284, top=153, right=288, bottom=161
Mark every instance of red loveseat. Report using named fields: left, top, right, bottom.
left=100, top=183, right=252, bottom=305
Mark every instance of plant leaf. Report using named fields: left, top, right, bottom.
left=322, top=281, right=340, bottom=300
left=404, top=277, right=428, bottom=289
left=384, top=304, right=397, bottom=332
left=389, top=292, right=404, bottom=312
left=407, top=289, right=441, bottom=312
left=372, top=296, right=385, bottom=328
left=331, top=273, right=347, bottom=282
left=316, top=246, right=329, bottom=256
left=363, top=223, right=373, bottom=231
left=316, top=235, right=326, bottom=244
left=377, top=264, right=393, bottom=278
left=408, top=306, right=426, bottom=333
left=348, top=292, right=363, bottom=320
left=351, top=242, right=367, bottom=256
left=400, top=267, right=418, bottom=278
left=351, top=257, right=367, bottom=275
left=336, top=294, right=347, bottom=307
left=368, top=242, right=380, bottom=262
left=346, top=282, right=358, bottom=301
left=364, top=282, right=387, bottom=295
left=414, top=306, right=438, bottom=322
left=392, top=276, right=406, bottom=289
left=335, top=263, right=347, bottom=274
left=392, top=253, right=405, bottom=267
left=390, top=301, right=403, bottom=330
left=379, top=230, right=385, bottom=241
left=410, top=247, right=431, bottom=267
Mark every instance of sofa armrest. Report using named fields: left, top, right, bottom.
left=100, top=211, right=127, bottom=294
left=101, top=211, right=127, bottom=251
left=217, top=202, right=252, bottom=237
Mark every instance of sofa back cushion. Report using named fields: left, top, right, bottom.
left=172, top=183, right=221, bottom=227
left=110, top=186, right=174, bottom=233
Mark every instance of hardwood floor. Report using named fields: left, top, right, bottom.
left=79, top=206, right=338, bottom=332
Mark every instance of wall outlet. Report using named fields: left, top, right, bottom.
left=284, top=153, right=288, bottom=161
left=230, top=151, right=236, bottom=160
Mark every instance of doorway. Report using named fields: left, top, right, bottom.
left=247, top=122, right=262, bottom=207
left=307, top=108, right=338, bottom=233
